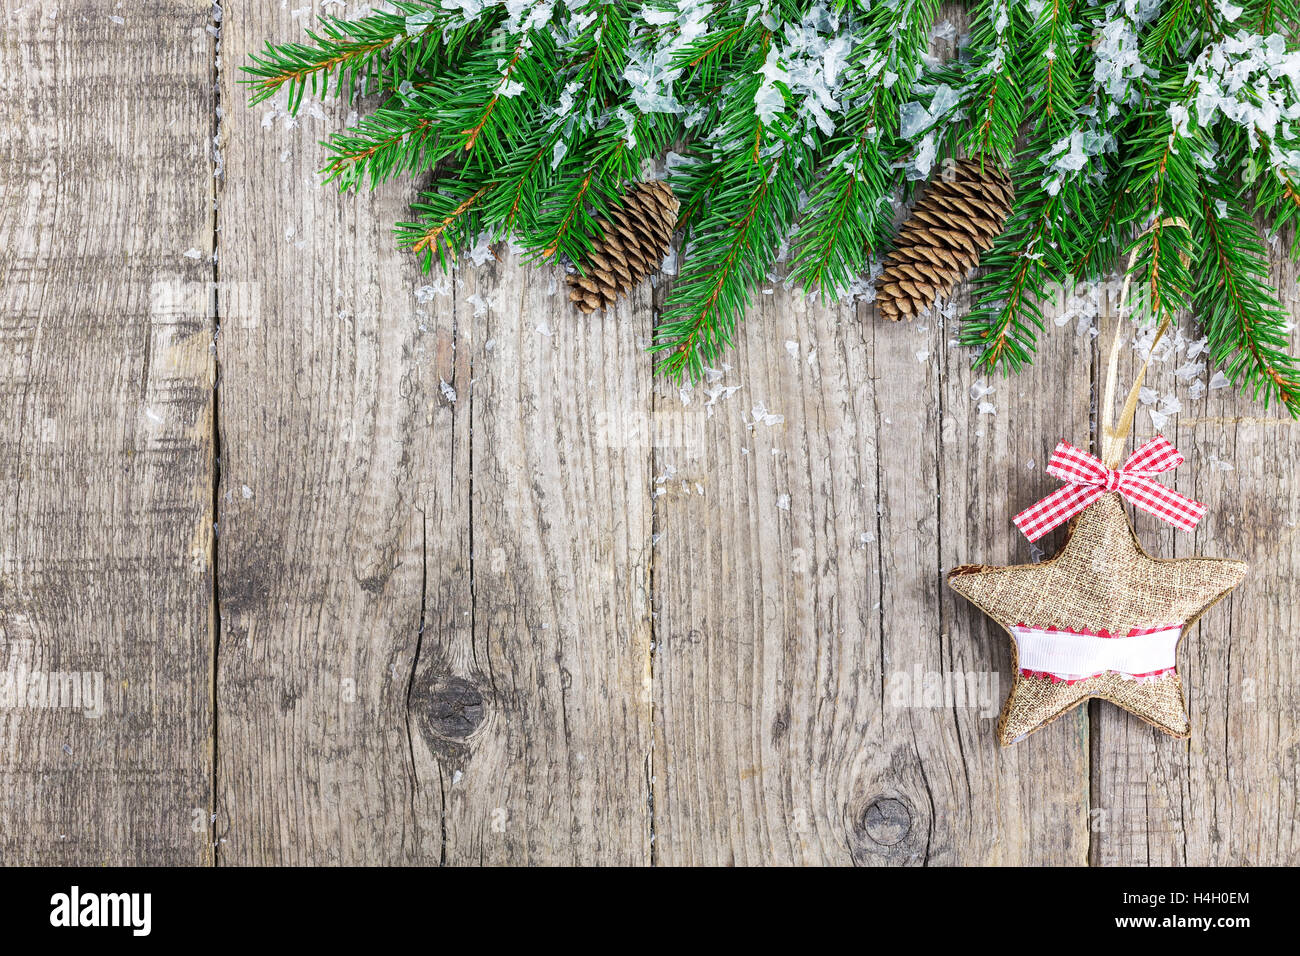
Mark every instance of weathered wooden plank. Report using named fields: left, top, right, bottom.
left=416, top=254, right=655, bottom=865
left=931, top=287, right=1095, bottom=864
left=7, top=0, right=1296, bottom=868
left=648, top=274, right=1092, bottom=864
left=215, top=3, right=443, bottom=864
left=1090, top=251, right=1300, bottom=865
left=0, top=4, right=215, bottom=864
left=650, top=270, right=1086, bottom=868
left=218, top=3, right=653, bottom=865
left=651, top=7, right=1088, bottom=866
left=862, top=6, right=1093, bottom=865
left=650, top=289, right=887, bottom=865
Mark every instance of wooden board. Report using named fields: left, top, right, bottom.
left=1089, top=251, right=1300, bottom=866
left=424, top=256, right=654, bottom=865
left=215, top=2, right=443, bottom=864
left=2, top=0, right=1298, bottom=865
left=650, top=282, right=1091, bottom=865
left=0, top=3, right=215, bottom=864
left=216, top=0, right=653, bottom=865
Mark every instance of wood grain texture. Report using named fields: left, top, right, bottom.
left=2, top=0, right=1298, bottom=866
left=420, top=256, right=654, bottom=865
left=650, top=281, right=1091, bottom=865
left=650, top=291, right=888, bottom=865
left=0, top=3, right=215, bottom=864
left=215, top=2, right=443, bottom=864
left=217, top=1, right=653, bottom=865
left=1089, top=252, right=1300, bottom=866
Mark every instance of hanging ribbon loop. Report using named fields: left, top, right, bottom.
left=1013, top=436, right=1206, bottom=542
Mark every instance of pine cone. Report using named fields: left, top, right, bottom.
left=875, top=159, right=1013, bottom=321
left=567, top=180, right=679, bottom=314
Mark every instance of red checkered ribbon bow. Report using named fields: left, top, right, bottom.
left=1013, top=436, right=1207, bottom=542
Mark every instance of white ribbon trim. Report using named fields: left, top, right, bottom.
left=1011, top=625, right=1181, bottom=680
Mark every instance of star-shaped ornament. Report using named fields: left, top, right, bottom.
left=949, top=491, right=1246, bottom=745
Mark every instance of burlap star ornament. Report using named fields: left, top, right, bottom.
left=949, top=310, right=1250, bottom=745
left=949, top=488, right=1246, bottom=745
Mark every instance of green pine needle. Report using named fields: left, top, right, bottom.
left=244, top=0, right=1300, bottom=414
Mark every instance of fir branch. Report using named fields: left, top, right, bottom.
left=1070, top=161, right=1129, bottom=280
left=959, top=0, right=1026, bottom=168
left=465, top=2, right=642, bottom=254
left=489, top=135, right=555, bottom=236
left=652, top=30, right=805, bottom=379
left=672, top=159, right=725, bottom=237
left=652, top=147, right=799, bottom=380
left=243, top=2, right=454, bottom=111
left=459, top=33, right=544, bottom=152
left=323, top=102, right=440, bottom=189
left=960, top=2, right=1091, bottom=371
left=1144, top=0, right=1199, bottom=63
left=1196, top=180, right=1300, bottom=413
left=1031, top=0, right=1084, bottom=130
left=961, top=193, right=1057, bottom=373
left=399, top=182, right=492, bottom=269
left=961, top=151, right=1108, bottom=372
left=789, top=0, right=940, bottom=292
left=1244, top=0, right=1300, bottom=34
left=527, top=113, right=675, bottom=263
left=569, top=0, right=633, bottom=99
left=1254, top=161, right=1300, bottom=257
left=673, top=12, right=756, bottom=83
left=541, top=167, right=598, bottom=257
left=247, top=0, right=1300, bottom=406
left=1118, top=99, right=1201, bottom=323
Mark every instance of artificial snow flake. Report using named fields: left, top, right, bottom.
left=1169, top=104, right=1191, bottom=136
left=755, top=46, right=789, bottom=125
left=1216, top=0, right=1245, bottom=21
left=660, top=246, right=678, bottom=276
left=899, top=101, right=931, bottom=139
left=1042, top=129, right=1113, bottom=195
left=1093, top=0, right=1160, bottom=116
left=1184, top=31, right=1300, bottom=178
left=750, top=401, right=785, bottom=427
left=1148, top=393, right=1183, bottom=430
left=420, top=273, right=451, bottom=302
left=464, top=234, right=495, bottom=266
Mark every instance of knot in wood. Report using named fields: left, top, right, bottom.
left=860, top=797, right=912, bottom=847
left=418, top=675, right=485, bottom=741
